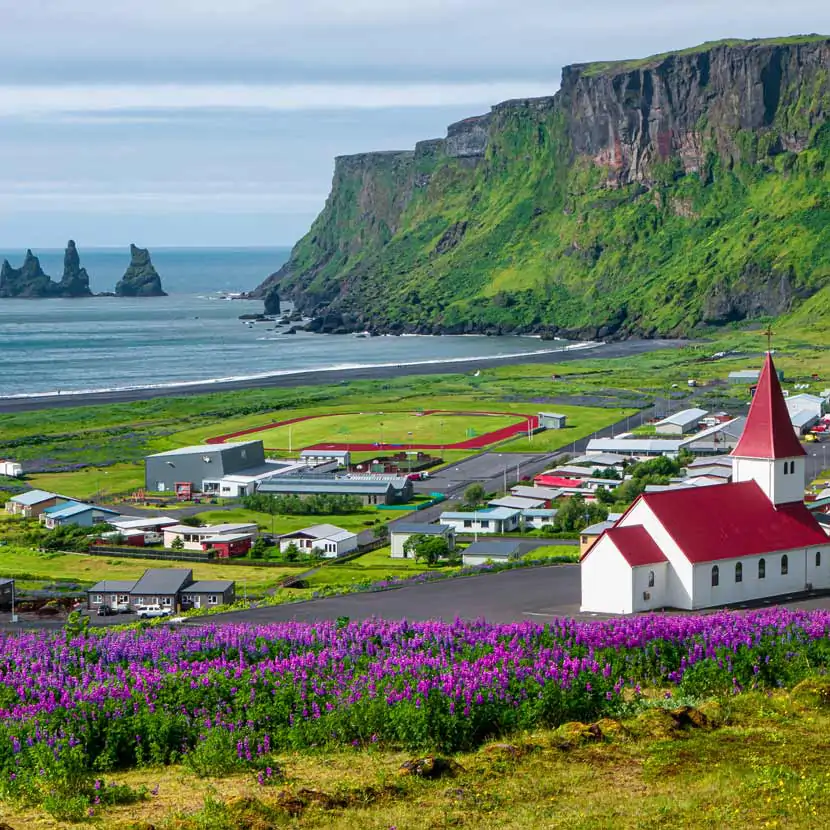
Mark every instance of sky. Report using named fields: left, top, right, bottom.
left=0, top=1, right=828, bottom=248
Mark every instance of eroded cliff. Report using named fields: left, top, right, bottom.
left=254, top=36, right=830, bottom=337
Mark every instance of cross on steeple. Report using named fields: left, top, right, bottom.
left=763, top=324, right=774, bottom=353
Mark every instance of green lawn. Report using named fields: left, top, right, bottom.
left=0, top=546, right=294, bottom=593
left=304, top=546, right=458, bottom=588
left=527, top=544, right=580, bottom=562
left=232, top=410, right=522, bottom=451
left=193, top=508, right=389, bottom=536
left=26, top=463, right=144, bottom=500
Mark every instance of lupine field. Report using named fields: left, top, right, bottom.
left=0, top=609, right=829, bottom=818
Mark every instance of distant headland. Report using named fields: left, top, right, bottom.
left=0, top=241, right=167, bottom=298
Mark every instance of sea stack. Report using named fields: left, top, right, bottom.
left=263, top=284, right=281, bottom=315
left=57, top=240, right=93, bottom=297
left=0, top=250, right=53, bottom=298
left=115, top=244, right=167, bottom=297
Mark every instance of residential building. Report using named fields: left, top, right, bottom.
left=40, top=501, right=120, bottom=529
left=521, top=509, right=559, bottom=530
left=581, top=354, right=829, bottom=614
left=538, top=412, right=567, bottom=429
left=786, top=393, right=827, bottom=420
left=390, top=523, right=455, bottom=558
left=509, top=485, right=562, bottom=506
left=0, top=460, right=22, bottom=477
left=579, top=513, right=623, bottom=555
left=789, top=408, right=819, bottom=437
left=570, top=453, right=628, bottom=469
left=0, top=579, right=14, bottom=611
left=681, top=418, right=746, bottom=453
left=654, top=408, right=708, bottom=435
left=728, top=369, right=761, bottom=384
left=110, top=516, right=179, bottom=544
left=462, top=540, right=525, bottom=567
left=162, top=523, right=257, bottom=552
left=86, top=568, right=235, bottom=613
left=586, top=438, right=685, bottom=457
left=278, top=524, right=358, bottom=558
left=5, top=489, right=66, bottom=518
left=489, top=495, right=547, bottom=511
left=258, top=475, right=413, bottom=506
left=200, top=533, right=254, bottom=558
left=181, top=581, right=236, bottom=609
left=440, top=507, right=521, bottom=535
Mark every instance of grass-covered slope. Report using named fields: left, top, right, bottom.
left=262, top=37, right=830, bottom=338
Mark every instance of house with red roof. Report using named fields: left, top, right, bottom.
left=581, top=354, right=830, bottom=613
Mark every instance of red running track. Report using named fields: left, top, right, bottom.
left=206, top=411, right=539, bottom=452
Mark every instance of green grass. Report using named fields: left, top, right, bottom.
left=193, top=508, right=389, bottom=536
left=26, top=463, right=144, bottom=500
left=0, top=546, right=294, bottom=593
left=527, top=545, right=580, bottom=561
left=304, top=545, right=458, bottom=587
left=230, top=409, right=523, bottom=450
left=7, top=684, right=829, bottom=828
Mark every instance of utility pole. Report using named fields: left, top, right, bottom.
left=10, top=581, right=17, bottom=624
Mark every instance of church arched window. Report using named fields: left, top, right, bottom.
left=648, top=570, right=655, bottom=588
left=816, top=551, right=822, bottom=568
left=781, top=554, right=789, bottom=575
left=758, top=558, right=765, bottom=579
left=735, top=562, right=743, bottom=583
left=711, top=565, right=719, bottom=587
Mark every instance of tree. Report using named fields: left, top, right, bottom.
left=404, top=533, right=450, bottom=566
left=170, top=536, right=185, bottom=551
left=64, top=610, right=89, bottom=643
left=554, top=496, right=608, bottom=533
left=464, top=483, right=486, bottom=507
left=373, top=523, right=389, bottom=542
left=250, top=537, right=268, bottom=560
left=283, top=542, right=300, bottom=562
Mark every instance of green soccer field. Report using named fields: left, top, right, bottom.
left=246, top=410, right=523, bottom=449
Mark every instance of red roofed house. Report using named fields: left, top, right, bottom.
left=581, top=354, right=830, bottom=613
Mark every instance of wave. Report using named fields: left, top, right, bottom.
left=0, top=341, right=601, bottom=400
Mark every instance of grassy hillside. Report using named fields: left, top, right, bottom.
left=271, top=37, right=830, bottom=338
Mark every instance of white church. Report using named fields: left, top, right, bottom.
left=581, top=354, right=830, bottom=614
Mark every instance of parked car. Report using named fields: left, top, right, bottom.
left=96, top=605, right=115, bottom=617
left=136, top=604, right=172, bottom=619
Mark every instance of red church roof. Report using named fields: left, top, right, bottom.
left=641, top=480, right=826, bottom=563
left=731, top=353, right=805, bottom=459
left=606, top=525, right=667, bottom=567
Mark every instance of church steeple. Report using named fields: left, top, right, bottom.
left=731, top=353, right=805, bottom=505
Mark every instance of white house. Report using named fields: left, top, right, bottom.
left=389, top=523, right=455, bottom=559
left=440, top=507, right=521, bottom=535
left=163, top=523, right=258, bottom=551
left=278, top=524, right=358, bottom=558
left=581, top=354, right=830, bottom=614
left=521, top=509, right=559, bottom=530
left=786, top=393, right=826, bottom=420
left=489, top=495, right=547, bottom=511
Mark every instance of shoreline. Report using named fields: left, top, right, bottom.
left=0, top=339, right=685, bottom=413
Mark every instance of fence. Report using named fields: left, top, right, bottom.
left=88, top=545, right=215, bottom=562
left=377, top=493, right=447, bottom=512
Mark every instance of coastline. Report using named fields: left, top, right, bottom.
left=0, top=339, right=685, bottom=413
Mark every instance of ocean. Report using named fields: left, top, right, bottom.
left=0, top=248, right=584, bottom=398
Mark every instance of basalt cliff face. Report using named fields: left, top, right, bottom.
left=254, top=37, right=830, bottom=337
left=0, top=242, right=93, bottom=298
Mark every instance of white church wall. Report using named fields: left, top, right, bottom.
left=580, top=537, right=634, bottom=614
left=692, top=548, right=811, bottom=609
left=632, top=562, right=669, bottom=612
left=806, top=545, right=830, bottom=591
left=621, top=500, right=694, bottom=609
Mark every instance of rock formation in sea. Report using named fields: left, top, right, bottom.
left=0, top=244, right=92, bottom=298
left=115, top=244, right=167, bottom=297
left=263, top=284, right=281, bottom=315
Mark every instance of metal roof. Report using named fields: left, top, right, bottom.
left=131, top=569, right=193, bottom=595
left=259, top=479, right=394, bottom=495
left=8, top=489, right=58, bottom=506
left=300, top=448, right=350, bottom=457
left=521, top=509, right=558, bottom=517
left=463, top=540, right=524, bottom=557
left=279, top=523, right=355, bottom=541
left=510, top=485, right=562, bottom=500
left=202, top=533, right=255, bottom=543
left=441, top=507, right=520, bottom=521
left=489, top=496, right=546, bottom=510
left=148, top=441, right=261, bottom=457
left=186, top=580, right=235, bottom=593
left=655, top=408, right=709, bottom=427
left=586, top=438, right=684, bottom=454
left=539, top=412, right=567, bottom=419
left=582, top=520, right=615, bottom=536
left=87, top=580, right=138, bottom=593
left=790, top=409, right=819, bottom=428
left=570, top=453, right=628, bottom=467
left=390, top=523, right=452, bottom=535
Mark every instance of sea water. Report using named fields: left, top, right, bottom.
left=0, top=248, right=587, bottom=397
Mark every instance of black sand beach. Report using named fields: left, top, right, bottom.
left=0, top=339, right=685, bottom=413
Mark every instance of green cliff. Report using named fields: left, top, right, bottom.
left=255, top=36, right=830, bottom=338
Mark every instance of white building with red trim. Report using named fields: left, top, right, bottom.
left=581, top=354, right=830, bottom=614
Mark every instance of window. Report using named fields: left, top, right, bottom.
left=758, top=558, right=766, bottom=579
left=162, top=597, right=171, bottom=606
left=711, top=565, right=719, bottom=587
left=208, top=595, right=218, bottom=605
left=648, top=570, right=655, bottom=588
left=118, top=594, right=129, bottom=603
left=93, top=594, right=102, bottom=604
left=735, top=562, right=743, bottom=583
left=781, top=554, right=789, bottom=576
left=156, top=482, right=166, bottom=491
left=480, top=521, right=490, bottom=529
left=816, top=551, right=822, bottom=567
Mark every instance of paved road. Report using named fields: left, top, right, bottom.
left=0, top=340, right=686, bottom=413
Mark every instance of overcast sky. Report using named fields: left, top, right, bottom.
left=0, top=1, right=828, bottom=247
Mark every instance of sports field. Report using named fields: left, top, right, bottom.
left=208, top=409, right=535, bottom=451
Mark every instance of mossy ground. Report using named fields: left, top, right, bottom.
left=3, top=685, right=828, bottom=829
